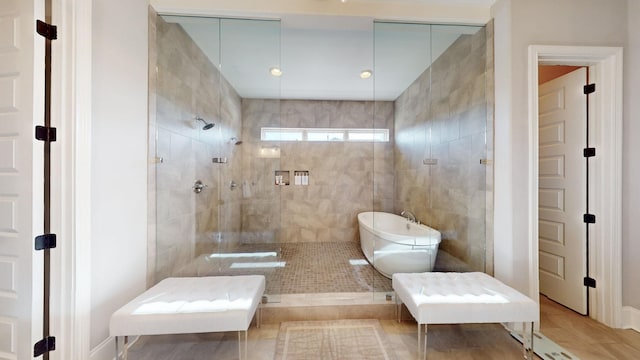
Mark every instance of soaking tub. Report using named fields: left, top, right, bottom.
left=357, top=211, right=441, bottom=278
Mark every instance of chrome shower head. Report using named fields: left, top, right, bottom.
left=195, top=116, right=214, bottom=130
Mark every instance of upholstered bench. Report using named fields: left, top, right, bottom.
left=393, top=272, right=539, bottom=360
left=109, top=275, right=265, bottom=360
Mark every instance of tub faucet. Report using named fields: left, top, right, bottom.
left=401, top=210, right=416, bottom=223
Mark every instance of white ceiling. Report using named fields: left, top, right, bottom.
left=166, top=14, right=482, bottom=101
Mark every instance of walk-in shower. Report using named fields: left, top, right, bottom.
left=148, top=12, right=492, bottom=302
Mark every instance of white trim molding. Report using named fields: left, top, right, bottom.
left=528, top=45, right=623, bottom=328
left=51, top=0, right=93, bottom=359
left=89, top=336, right=114, bottom=360
left=89, top=335, right=139, bottom=360
left=622, top=306, right=640, bottom=332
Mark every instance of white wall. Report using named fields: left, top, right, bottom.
left=491, top=0, right=629, bottom=299
left=90, top=0, right=149, bottom=354
left=623, top=0, right=640, bottom=309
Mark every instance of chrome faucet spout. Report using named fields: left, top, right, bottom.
left=400, top=210, right=416, bottom=223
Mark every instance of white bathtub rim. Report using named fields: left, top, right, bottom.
left=357, top=211, right=441, bottom=247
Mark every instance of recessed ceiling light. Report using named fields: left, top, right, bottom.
left=360, top=70, right=372, bottom=79
left=270, top=67, right=283, bottom=77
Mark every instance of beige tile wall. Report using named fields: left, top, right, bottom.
left=241, top=100, right=395, bottom=243
left=394, top=26, right=490, bottom=271
left=485, top=20, right=495, bottom=275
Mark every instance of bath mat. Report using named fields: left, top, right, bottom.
left=510, top=330, right=580, bottom=360
left=274, top=319, right=397, bottom=360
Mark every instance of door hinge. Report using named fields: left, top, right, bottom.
left=583, top=214, right=596, bottom=224
left=35, top=234, right=57, bottom=250
left=583, top=83, right=596, bottom=95
left=584, top=277, right=597, bottom=288
left=36, top=20, right=57, bottom=40
left=34, top=336, right=56, bottom=357
left=35, top=126, right=57, bottom=142
left=583, top=148, right=596, bottom=157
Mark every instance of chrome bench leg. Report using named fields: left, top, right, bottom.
left=237, top=330, right=248, bottom=360
left=522, top=322, right=534, bottom=360
left=116, top=336, right=128, bottom=360
left=417, top=323, right=429, bottom=360
left=115, top=336, right=119, bottom=360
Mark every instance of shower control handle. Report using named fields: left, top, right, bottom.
left=192, top=180, right=207, bottom=193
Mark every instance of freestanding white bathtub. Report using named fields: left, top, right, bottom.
left=358, top=211, right=441, bottom=278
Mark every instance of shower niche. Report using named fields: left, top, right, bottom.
left=274, top=170, right=289, bottom=186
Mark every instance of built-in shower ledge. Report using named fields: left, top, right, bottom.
left=260, top=292, right=398, bottom=324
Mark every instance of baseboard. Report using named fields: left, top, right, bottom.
left=622, top=306, right=640, bottom=332
left=90, top=336, right=140, bottom=360
left=89, top=337, right=115, bottom=360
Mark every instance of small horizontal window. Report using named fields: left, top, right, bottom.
left=261, top=127, right=389, bottom=142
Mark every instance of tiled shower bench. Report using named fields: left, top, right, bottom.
left=109, top=275, right=265, bottom=360
left=393, top=272, right=539, bottom=360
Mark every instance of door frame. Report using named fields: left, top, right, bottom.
left=50, top=0, right=93, bottom=358
left=527, top=45, right=623, bottom=327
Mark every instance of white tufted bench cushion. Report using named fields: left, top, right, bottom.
left=110, top=275, right=265, bottom=359
left=393, top=272, right=538, bottom=359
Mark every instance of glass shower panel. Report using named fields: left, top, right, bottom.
left=372, top=22, right=489, bottom=283
left=219, top=18, right=282, bottom=303
left=429, top=25, right=487, bottom=272
left=152, top=15, right=284, bottom=302
left=153, top=15, right=223, bottom=282
left=373, top=22, right=433, bottom=297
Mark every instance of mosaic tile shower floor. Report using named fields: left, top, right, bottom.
left=182, top=242, right=393, bottom=294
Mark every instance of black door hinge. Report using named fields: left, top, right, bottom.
left=34, top=336, right=56, bottom=357
left=35, top=234, right=57, bottom=250
left=35, top=126, right=57, bottom=142
left=584, top=277, right=597, bottom=288
left=583, top=214, right=596, bottom=224
left=583, top=83, right=596, bottom=95
left=583, top=148, right=596, bottom=157
left=36, top=20, right=57, bottom=40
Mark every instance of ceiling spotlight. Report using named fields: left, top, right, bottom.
left=270, top=67, right=283, bottom=77
left=360, top=70, right=372, bottom=79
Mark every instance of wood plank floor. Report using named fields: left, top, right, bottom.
left=539, top=295, right=640, bottom=359
left=127, top=294, right=640, bottom=359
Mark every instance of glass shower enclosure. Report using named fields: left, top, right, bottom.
left=149, top=12, right=492, bottom=302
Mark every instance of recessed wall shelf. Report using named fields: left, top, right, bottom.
left=275, top=170, right=290, bottom=185
left=294, top=170, right=309, bottom=185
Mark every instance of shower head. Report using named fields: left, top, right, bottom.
left=195, top=116, right=215, bottom=130
left=229, top=137, right=243, bottom=145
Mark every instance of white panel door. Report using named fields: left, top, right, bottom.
left=0, top=0, right=43, bottom=359
left=538, top=68, right=587, bottom=314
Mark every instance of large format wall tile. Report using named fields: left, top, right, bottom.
left=242, top=99, right=395, bottom=243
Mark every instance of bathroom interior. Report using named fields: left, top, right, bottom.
left=148, top=9, right=493, bottom=313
